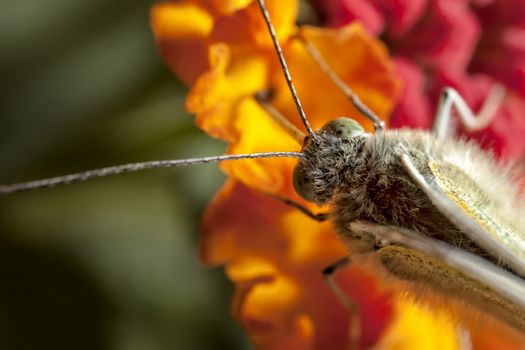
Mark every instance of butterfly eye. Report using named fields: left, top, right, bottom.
left=322, top=117, right=365, bottom=139
left=293, top=165, right=316, bottom=202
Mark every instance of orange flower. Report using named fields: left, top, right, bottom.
left=201, top=181, right=393, bottom=348
left=152, top=1, right=525, bottom=348
left=151, top=0, right=296, bottom=85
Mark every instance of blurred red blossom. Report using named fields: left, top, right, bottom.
left=309, top=0, right=525, bottom=161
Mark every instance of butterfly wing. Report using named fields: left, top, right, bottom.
left=400, top=153, right=525, bottom=278
left=350, top=220, right=525, bottom=331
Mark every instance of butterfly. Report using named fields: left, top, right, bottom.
left=2, top=0, right=525, bottom=348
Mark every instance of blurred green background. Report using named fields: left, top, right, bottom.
left=0, top=1, right=247, bottom=349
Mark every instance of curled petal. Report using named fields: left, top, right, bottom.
left=186, top=44, right=269, bottom=141
left=186, top=44, right=300, bottom=196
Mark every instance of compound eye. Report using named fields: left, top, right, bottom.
left=293, top=165, right=316, bottom=202
left=322, top=117, right=365, bottom=139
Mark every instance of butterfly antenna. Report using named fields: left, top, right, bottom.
left=0, top=152, right=303, bottom=194
left=296, top=32, right=385, bottom=131
left=255, top=0, right=319, bottom=142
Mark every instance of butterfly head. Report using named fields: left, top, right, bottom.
left=293, top=117, right=367, bottom=205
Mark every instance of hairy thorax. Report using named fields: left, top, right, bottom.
left=300, top=129, right=493, bottom=258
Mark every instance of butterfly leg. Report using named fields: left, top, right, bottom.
left=432, top=85, right=505, bottom=139
left=267, top=193, right=328, bottom=221
left=323, top=256, right=362, bottom=350
left=295, top=30, right=385, bottom=131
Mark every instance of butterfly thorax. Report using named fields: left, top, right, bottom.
left=297, top=127, right=495, bottom=257
left=336, top=131, right=510, bottom=263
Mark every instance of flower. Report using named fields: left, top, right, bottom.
left=200, top=180, right=393, bottom=348
left=152, top=0, right=525, bottom=348
left=309, top=0, right=525, bottom=161
left=151, top=0, right=296, bottom=85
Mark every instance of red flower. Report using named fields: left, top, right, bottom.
left=309, top=0, right=525, bottom=161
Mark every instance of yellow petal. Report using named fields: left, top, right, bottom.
left=210, top=0, right=252, bottom=15
left=151, top=1, right=212, bottom=83
left=151, top=2, right=213, bottom=39
left=379, top=299, right=461, bottom=350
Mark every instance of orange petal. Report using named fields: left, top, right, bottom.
left=379, top=295, right=525, bottom=350
left=209, top=0, right=252, bottom=16
left=200, top=181, right=394, bottom=349
left=151, top=2, right=213, bottom=39
left=221, top=97, right=300, bottom=195
left=186, top=43, right=301, bottom=196
left=248, top=0, right=297, bottom=48
left=211, top=0, right=297, bottom=49
left=378, top=299, right=462, bottom=350
left=151, top=2, right=213, bottom=83
left=151, top=0, right=298, bottom=84
left=200, top=180, right=319, bottom=266
left=272, top=23, right=402, bottom=132
left=186, top=43, right=269, bottom=142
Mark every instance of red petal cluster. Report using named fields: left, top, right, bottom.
left=309, top=0, right=525, bottom=161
